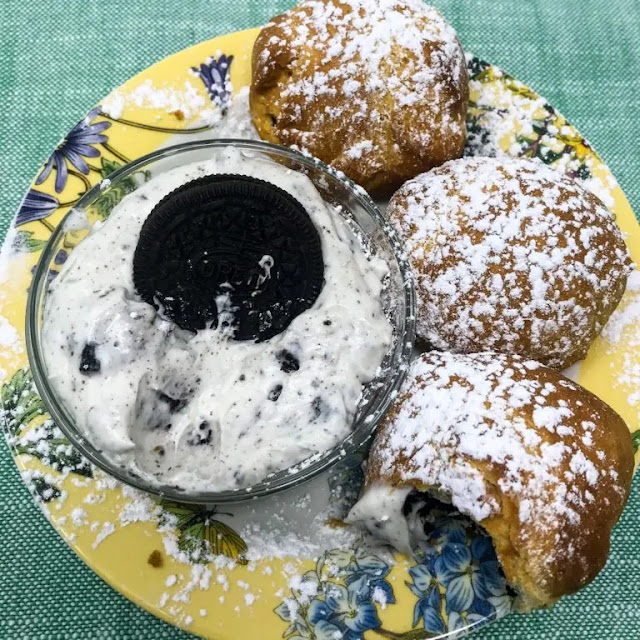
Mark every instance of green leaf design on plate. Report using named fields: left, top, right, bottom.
left=632, top=429, right=640, bottom=453
left=12, top=229, right=47, bottom=253
left=14, top=419, right=93, bottom=478
left=99, top=157, right=127, bottom=179
left=1, top=367, right=46, bottom=436
left=91, top=157, right=148, bottom=220
left=1, top=367, right=92, bottom=478
left=27, top=473, right=62, bottom=503
left=467, top=55, right=491, bottom=80
left=160, top=501, right=248, bottom=564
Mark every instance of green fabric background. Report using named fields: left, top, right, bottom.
left=1, top=0, right=639, bottom=638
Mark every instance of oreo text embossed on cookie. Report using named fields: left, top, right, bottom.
left=133, top=175, right=325, bottom=341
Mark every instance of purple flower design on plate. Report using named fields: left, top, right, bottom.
left=29, top=249, right=68, bottom=284
left=54, top=249, right=68, bottom=265
left=15, top=189, right=60, bottom=227
left=192, top=54, right=234, bottom=110
left=36, top=107, right=110, bottom=193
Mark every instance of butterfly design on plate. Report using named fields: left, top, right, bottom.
left=160, top=501, right=248, bottom=564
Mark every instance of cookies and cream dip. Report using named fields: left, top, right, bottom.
left=42, top=147, right=393, bottom=492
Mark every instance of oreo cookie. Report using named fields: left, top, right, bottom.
left=79, top=342, right=100, bottom=375
left=133, top=174, right=324, bottom=341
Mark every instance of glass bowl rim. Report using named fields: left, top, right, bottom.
left=26, top=138, right=416, bottom=504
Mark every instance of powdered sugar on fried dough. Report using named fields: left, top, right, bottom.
left=368, top=352, right=628, bottom=536
left=388, top=157, right=631, bottom=369
left=252, top=0, right=467, bottom=191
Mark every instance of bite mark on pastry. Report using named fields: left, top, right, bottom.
left=347, top=351, right=634, bottom=610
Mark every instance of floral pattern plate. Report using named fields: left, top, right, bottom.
left=1, top=27, right=640, bottom=640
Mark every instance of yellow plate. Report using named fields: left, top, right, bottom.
left=1, top=27, right=639, bottom=640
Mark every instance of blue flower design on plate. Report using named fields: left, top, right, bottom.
left=192, top=54, right=234, bottom=111
left=36, top=107, right=110, bottom=193
left=435, top=537, right=505, bottom=614
left=309, top=582, right=380, bottom=640
left=15, top=189, right=60, bottom=227
left=408, top=560, right=446, bottom=635
left=327, top=548, right=396, bottom=607
left=275, top=548, right=394, bottom=640
left=407, top=513, right=514, bottom=637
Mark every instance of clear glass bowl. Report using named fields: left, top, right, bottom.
left=26, top=139, right=415, bottom=503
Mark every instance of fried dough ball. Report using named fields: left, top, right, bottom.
left=251, top=0, right=468, bottom=195
left=388, top=157, right=632, bottom=369
left=348, top=351, right=634, bottom=610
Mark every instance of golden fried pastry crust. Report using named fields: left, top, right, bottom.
left=388, top=157, right=632, bottom=369
left=366, top=351, right=634, bottom=610
left=250, top=0, right=468, bottom=195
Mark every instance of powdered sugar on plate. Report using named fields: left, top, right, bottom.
left=155, top=87, right=259, bottom=148
left=601, top=271, right=640, bottom=415
left=0, top=228, right=22, bottom=382
left=0, top=315, right=20, bottom=353
left=465, top=55, right=618, bottom=210
left=102, top=78, right=221, bottom=126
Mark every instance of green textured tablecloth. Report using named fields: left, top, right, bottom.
left=1, top=1, right=639, bottom=638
